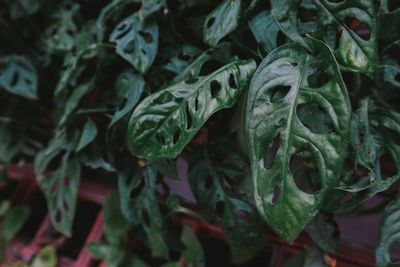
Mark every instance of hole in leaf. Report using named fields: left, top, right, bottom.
left=139, top=31, right=153, bottom=43
left=185, top=104, right=193, bottom=129
left=199, top=60, right=223, bottom=76
left=204, top=176, right=213, bottom=189
left=141, top=48, right=147, bottom=55
left=291, top=62, right=298, bottom=67
left=228, top=73, right=237, bottom=89
left=63, top=200, right=69, bottom=212
left=297, top=103, right=335, bottom=134
left=194, top=92, right=200, bottom=111
left=388, top=0, right=400, bottom=12
left=299, top=7, right=318, bottom=22
left=24, top=77, right=32, bottom=85
left=154, top=91, right=173, bottom=105
left=235, top=209, right=254, bottom=224
left=173, top=128, right=181, bottom=144
left=380, top=152, right=397, bottom=179
left=277, top=31, right=286, bottom=47
left=130, top=178, right=145, bottom=199
left=344, top=17, right=371, bottom=41
left=216, top=201, right=224, bottom=215
left=290, top=151, right=321, bottom=194
left=307, top=70, right=329, bottom=88
left=55, top=209, right=62, bottom=223
left=123, top=39, right=135, bottom=53
left=263, top=135, right=280, bottom=170
left=142, top=208, right=150, bottom=226
left=185, top=77, right=199, bottom=84
left=210, top=80, right=221, bottom=98
left=50, top=180, right=59, bottom=194
left=207, top=17, right=216, bottom=28
left=390, top=241, right=400, bottom=262
left=272, top=186, right=280, bottom=204
left=269, top=85, right=290, bottom=103
left=156, top=132, right=165, bottom=145
left=114, top=22, right=132, bottom=39
left=10, top=72, right=19, bottom=87
left=64, top=177, right=71, bottom=187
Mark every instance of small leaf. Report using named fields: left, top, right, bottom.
left=86, top=242, right=109, bottom=260
left=249, top=11, right=280, bottom=53
left=76, top=119, right=98, bottom=152
left=31, top=246, right=57, bottom=267
left=2, top=206, right=30, bottom=242
left=245, top=38, right=351, bottom=242
left=0, top=56, right=37, bottom=99
left=128, top=60, right=256, bottom=159
left=109, top=70, right=144, bottom=127
left=203, top=0, right=241, bottom=47
left=180, top=225, right=205, bottom=267
left=103, top=192, right=130, bottom=244
left=312, top=0, right=378, bottom=75
left=377, top=194, right=400, bottom=267
left=110, top=14, right=159, bottom=73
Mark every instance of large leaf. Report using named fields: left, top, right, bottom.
left=377, top=194, right=400, bottom=267
left=128, top=60, right=256, bottom=159
left=110, top=14, right=158, bottom=73
left=245, top=38, right=351, bottom=242
left=109, top=70, right=144, bottom=127
left=0, top=56, right=37, bottom=99
left=270, top=0, right=309, bottom=49
left=203, top=0, right=241, bottom=47
left=312, top=0, right=378, bottom=75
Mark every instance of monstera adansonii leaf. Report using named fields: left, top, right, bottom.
left=312, top=0, right=378, bottom=76
left=245, top=38, right=351, bottom=242
left=128, top=60, right=256, bottom=159
left=377, top=194, right=400, bottom=267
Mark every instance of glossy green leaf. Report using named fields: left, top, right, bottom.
left=0, top=56, right=37, bottom=99
left=109, top=70, right=144, bottom=127
left=377, top=194, right=400, bottom=267
left=31, top=246, right=57, bottom=267
left=103, top=192, right=130, bottom=244
left=245, top=38, right=351, bottom=242
left=203, top=0, right=241, bottom=47
left=312, top=0, right=378, bottom=75
left=139, top=0, right=166, bottom=20
left=2, top=206, right=30, bottom=242
left=128, top=60, right=256, bottom=159
left=249, top=11, right=280, bottom=53
left=271, top=0, right=309, bottom=49
left=40, top=156, right=81, bottom=236
left=118, top=168, right=168, bottom=258
left=76, top=119, right=98, bottom=152
left=110, top=14, right=158, bottom=73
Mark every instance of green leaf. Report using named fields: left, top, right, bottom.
left=203, top=0, right=241, bottom=47
left=2, top=206, right=30, bottom=242
left=377, top=194, right=400, bottom=267
left=139, top=0, right=166, bottom=20
left=4, top=0, right=40, bottom=19
left=109, top=70, right=144, bottom=127
left=31, top=246, right=57, bottom=267
left=271, top=0, right=309, bottom=49
left=40, top=156, right=81, bottom=236
left=128, top=60, right=256, bottom=159
left=312, top=0, right=378, bottom=75
left=180, top=225, right=205, bottom=267
left=103, top=192, right=130, bottom=244
left=249, top=11, right=280, bottom=53
left=110, top=14, right=159, bottom=73
left=86, top=242, right=109, bottom=260
left=118, top=168, right=168, bottom=258
left=245, top=38, right=351, bottom=242
left=76, top=119, right=98, bottom=152
left=0, top=56, right=37, bottom=99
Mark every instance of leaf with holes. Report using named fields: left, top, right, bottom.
left=245, top=38, right=351, bottom=242
left=0, top=56, right=37, bottom=99
left=110, top=14, right=158, bottom=73
left=271, top=0, right=310, bottom=50
left=312, top=0, right=378, bottom=75
left=377, top=193, right=400, bottom=267
left=40, top=156, right=81, bottom=236
left=109, top=70, right=144, bottom=127
left=128, top=60, right=255, bottom=159
left=203, top=0, right=241, bottom=47
left=118, top=168, right=168, bottom=258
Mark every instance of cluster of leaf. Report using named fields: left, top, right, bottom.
left=0, top=0, right=400, bottom=266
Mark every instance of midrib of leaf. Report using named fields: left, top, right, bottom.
left=138, top=61, right=246, bottom=142
left=280, top=55, right=310, bottom=201
left=315, top=0, right=372, bottom=63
